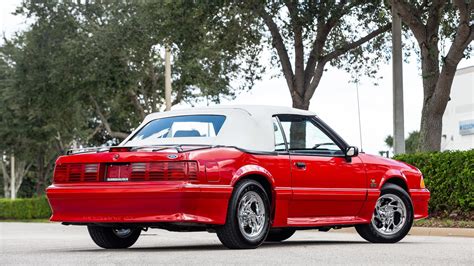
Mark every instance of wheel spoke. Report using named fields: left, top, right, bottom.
left=371, top=193, right=407, bottom=236
left=237, top=190, right=266, bottom=240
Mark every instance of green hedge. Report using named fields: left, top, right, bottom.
left=0, top=197, right=51, bottom=219
left=394, top=150, right=474, bottom=214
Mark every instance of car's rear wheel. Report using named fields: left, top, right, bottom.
left=87, top=226, right=141, bottom=249
left=216, top=179, right=270, bottom=249
left=265, top=228, right=296, bottom=242
left=356, top=183, right=413, bottom=243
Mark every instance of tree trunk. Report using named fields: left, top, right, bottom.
left=10, top=154, right=15, bottom=199
left=289, top=94, right=310, bottom=149
left=292, top=96, right=310, bottom=111
left=417, top=32, right=461, bottom=152
left=418, top=38, right=443, bottom=152
left=419, top=104, right=443, bottom=151
left=1, top=155, right=11, bottom=198
left=34, top=154, right=54, bottom=196
left=35, top=155, right=45, bottom=196
left=13, top=161, right=32, bottom=198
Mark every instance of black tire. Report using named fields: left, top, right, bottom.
left=265, top=228, right=296, bottom=242
left=355, top=183, right=414, bottom=243
left=87, top=226, right=141, bottom=249
left=216, top=179, right=271, bottom=249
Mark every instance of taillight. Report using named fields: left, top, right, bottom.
left=53, top=163, right=100, bottom=183
left=53, top=164, right=68, bottom=183
left=53, top=161, right=199, bottom=183
left=129, top=161, right=199, bottom=182
left=131, top=163, right=146, bottom=172
left=84, top=164, right=98, bottom=173
left=186, top=162, right=198, bottom=181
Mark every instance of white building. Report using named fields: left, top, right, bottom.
left=441, top=66, right=474, bottom=151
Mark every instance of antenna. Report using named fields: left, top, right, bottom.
left=356, top=78, right=364, bottom=152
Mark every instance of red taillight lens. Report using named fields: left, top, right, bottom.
left=53, top=163, right=100, bottom=183
left=53, top=164, right=68, bottom=183
left=129, top=161, right=199, bottom=182
left=186, top=162, right=198, bottom=181
left=53, top=161, right=198, bottom=183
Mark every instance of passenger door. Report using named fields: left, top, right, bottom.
left=276, top=115, right=367, bottom=220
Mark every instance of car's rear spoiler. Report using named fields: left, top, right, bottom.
left=66, top=144, right=216, bottom=155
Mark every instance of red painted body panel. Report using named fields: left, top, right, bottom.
left=46, top=148, right=430, bottom=228
left=289, top=155, right=366, bottom=218
left=47, top=182, right=231, bottom=224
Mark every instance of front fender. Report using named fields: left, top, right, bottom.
left=379, top=169, right=408, bottom=189
left=230, top=164, right=275, bottom=187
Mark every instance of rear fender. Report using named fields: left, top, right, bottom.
left=230, top=164, right=275, bottom=187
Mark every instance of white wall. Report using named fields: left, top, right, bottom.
left=441, top=66, right=474, bottom=151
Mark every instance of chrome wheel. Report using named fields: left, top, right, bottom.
left=113, top=228, right=132, bottom=238
left=237, top=191, right=266, bottom=240
left=371, top=193, right=407, bottom=236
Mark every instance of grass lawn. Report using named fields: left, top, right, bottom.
left=414, top=218, right=474, bottom=228
left=0, top=219, right=50, bottom=223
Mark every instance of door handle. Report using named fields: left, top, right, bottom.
left=295, top=162, right=306, bottom=169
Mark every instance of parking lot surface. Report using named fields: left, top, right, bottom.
left=1, top=222, right=473, bottom=265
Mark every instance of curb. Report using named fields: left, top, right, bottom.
left=333, top=227, right=474, bottom=238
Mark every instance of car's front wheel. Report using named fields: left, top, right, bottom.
left=87, top=226, right=141, bottom=249
left=356, top=183, right=413, bottom=243
left=216, top=179, right=270, bottom=249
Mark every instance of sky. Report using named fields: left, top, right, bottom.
left=1, top=1, right=473, bottom=155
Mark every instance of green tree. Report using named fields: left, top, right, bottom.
left=385, top=131, right=421, bottom=154
left=390, top=0, right=473, bottom=152
left=0, top=1, right=263, bottom=195
left=236, top=0, right=391, bottom=110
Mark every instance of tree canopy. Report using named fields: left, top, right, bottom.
left=236, top=0, right=392, bottom=109
left=0, top=1, right=262, bottom=195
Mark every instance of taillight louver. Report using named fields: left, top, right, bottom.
left=53, top=163, right=99, bottom=183
left=68, top=164, right=82, bottom=182
left=53, top=165, right=68, bottom=183
left=130, top=161, right=198, bottom=182
left=130, top=163, right=146, bottom=181
left=187, top=162, right=198, bottom=181
left=53, top=161, right=198, bottom=183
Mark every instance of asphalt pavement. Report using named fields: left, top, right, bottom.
left=1, top=222, right=473, bottom=265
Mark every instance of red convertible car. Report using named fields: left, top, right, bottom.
left=47, top=106, right=430, bottom=249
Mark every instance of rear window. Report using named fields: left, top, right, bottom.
left=127, top=115, right=226, bottom=145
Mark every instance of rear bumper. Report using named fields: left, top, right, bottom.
left=410, top=188, right=430, bottom=219
left=46, top=182, right=232, bottom=225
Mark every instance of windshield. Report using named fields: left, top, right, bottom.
left=126, top=115, right=226, bottom=146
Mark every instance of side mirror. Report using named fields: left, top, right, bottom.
left=345, top=146, right=359, bottom=158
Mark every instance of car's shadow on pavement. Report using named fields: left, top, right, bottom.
left=70, top=240, right=376, bottom=253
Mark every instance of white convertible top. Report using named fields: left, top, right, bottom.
left=121, top=105, right=317, bottom=152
